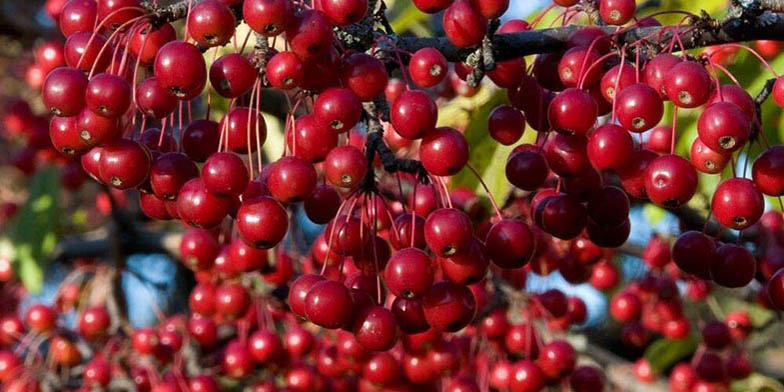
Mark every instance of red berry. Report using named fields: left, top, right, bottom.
left=443, top=0, right=487, bottom=48
left=711, top=178, right=764, bottom=230
left=697, top=102, right=750, bottom=153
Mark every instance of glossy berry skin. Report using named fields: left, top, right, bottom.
left=599, top=0, right=636, bottom=25
left=664, top=61, right=712, bottom=108
left=410, top=47, right=448, bottom=88
left=488, top=105, right=525, bottom=145
left=711, top=244, right=755, bottom=288
left=99, top=139, right=151, bottom=190
left=189, top=283, right=217, bottom=315
left=77, top=307, right=110, bottom=340
left=767, top=268, right=784, bottom=310
left=600, top=63, right=636, bottom=102
left=266, top=156, right=317, bottom=203
left=340, top=53, right=388, bottom=101
left=304, top=280, right=354, bottom=329
left=215, top=283, right=251, bottom=319
left=702, top=321, right=731, bottom=349
left=243, top=0, right=294, bottom=36
left=443, top=0, right=487, bottom=48
left=616, top=148, right=658, bottom=199
left=644, top=154, right=698, bottom=208
left=42, top=67, right=88, bottom=117
left=420, top=127, right=469, bottom=176
left=425, top=208, right=474, bottom=257
left=558, top=47, right=601, bottom=87
left=587, top=185, right=630, bottom=227
left=86, top=73, right=132, bottom=118
left=412, top=0, right=453, bottom=13
left=610, top=291, right=641, bottom=322
left=289, top=274, right=326, bottom=318
left=537, top=340, right=576, bottom=380
left=128, top=23, right=177, bottom=66
left=352, top=306, right=399, bottom=351
left=26, top=305, right=56, bottom=333
left=691, top=137, right=730, bottom=174
left=154, top=41, right=207, bottom=100
left=753, top=145, right=784, bottom=195
left=672, top=231, right=716, bottom=278
left=313, top=88, right=362, bottom=133
left=150, top=152, right=200, bottom=200
left=177, top=178, right=230, bottom=229
left=136, top=78, right=178, bottom=119
left=84, top=357, right=111, bottom=387
left=324, top=145, right=367, bottom=188
left=97, top=0, right=143, bottom=29
left=384, top=248, right=434, bottom=298
left=506, top=146, right=549, bottom=191
left=569, top=366, right=605, bottom=392
left=587, top=124, right=634, bottom=170
left=188, top=0, right=236, bottom=47
left=543, top=132, right=591, bottom=177
left=248, top=329, right=283, bottom=364
left=548, top=88, right=597, bottom=136
left=440, top=240, right=489, bottom=284
left=49, top=115, right=89, bottom=155
left=223, top=340, right=254, bottom=378
left=222, top=107, right=266, bottom=154
left=202, top=152, right=249, bottom=197
left=321, top=0, right=368, bottom=25
left=210, top=54, right=257, bottom=98
left=64, top=32, right=110, bottom=72
left=509, top=360, right=546, bottom=392
left=266, top=51, right=305, bottom=90
left=285, top=10, right=334, bottom=61
left=304, top=184, right=341, bottom=224
left=236, top=196, right=289, bottom=249
left=697, top=102, right=750, bottom=153
left=534, top=194, right=587, bottom=240
left=391, top=90, right=438, bottom=139
left=485, top=219, right=536, bottom=269
left=288, top=114, right=337, bottom=162
left=60, top=0, right=97, bottom=37
left=711, top=178, right=764, bottom=230
left=422, top=281, right=477, bottom=332
left=615, top=83, right=663, bottom=132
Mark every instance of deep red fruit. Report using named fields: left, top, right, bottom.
left=313, top=88, right=362, bottom=133
left=223, top=340, right=254, bottom=378
left=288, top=114, right=337, bottom=162
left=610, top=291, right=641, bottom=322
left=440, top=240, right=489, bottom=284
left=711, top=178, right=764, bottom=230
left=189, top=283, right=217, bottom=315
left=150, top=152, right=200, bottom=200
left=697, top=101, right=750, bottom=153
left=60, top=0, right=97, bottom=37
left=266, top=156, right=317, bottom=202
left=86, top=73, right=131, bottom=118
left=77, top=108, right=120, bottom=146
left=424, top=208, right=474, bottom=257
left=340, top=53, right=388, bottom=101
left=412, top=0, right=453, bottom=13
left=99, top=139, right=151, bottom=189
left=266, top=51, right=305, bottom=90
left=215, top=283, right=251, bottom=319
left=248, top=329, right=283, bottom=364
left=587, top=185, right=630, bottom=227
left=243, top=0, right=294, bottom=37
left=136, top=78, right=178, bottom=119
left=210, top=54, right=257, bottom=98
left=535, top=194, right=587, bottom=240
left=488, top=105, right=525, bottom=145
left=537, top=340, right=576, bottom=380
left=304, top=280, right=354, bottom=329
left=289, top=274, right=326, bottom=318
left=26, top=304, right=57, bottom=332
left=615, top=83, right=664, bottom=132
left=536, top=289, right=569, bottom=318
left=506, top=146, right=549, bottom=191
left=664, top=61, right=712, bottom=108
left=384, top=248, right=434, bottom=298
left=672, top=231, right=715, bottom=278
left=285, top=10, right=334, bottom=61
left=236, top=196, right=289, bottom=248
left=177, top=178, right=230, bottom=228
left=43, top=67, right=88, bottom=117
left=202, top=152, right=250, bottom=197
left=753, top=145, right=784, bottom=195
left=643, top=53, right=681, bottom=97
left=324, top=145, right=367, bottom=188
left=599, top=0, right=636, bottom=24
left=569, top=366, right=605, bottom=392
left=485, top=219, right=536, bottom=269
left=711, top=244, right=755, bottom=288
left=77, top=306, right=110, bottom=340
left=600, top=63, right=636, bottom=102
left=420, top=127, right=469, bottom=176
left=64, top=32, right=110, bottom=72
left=558, top=47, right=601, bottom=87
left=84, top=357, right=111, bottom=387
left=50, top=115, right=89, bottom=155
left=548, top=88, right=597, bottom=136
left=391, top=90, right=438, bottom=140
left=97, top=0, right=142, bottom=29
left=587, top=124, right=634, bottom=170
left=691, top=137, right=730, bottom=174
left=702, top=320, right=731, bottom=349
left=221, top=107, right=267, bottom=154
left=543, top=132, right=590, bottom=177
left=352, top=306, right=399, bottom=351
left=303, top=184, right=341, bottom=224
left=509, top=360, right=546, bottom=392
left=443, top=0, right=487, bottom=48
left=128, top=23, right=177, bottom=66
left=616, top=148, right=658, bottom=199
left=321, top=0, right=368, bottom=26
left=643, top=154, right=698, bottom=207
left=154, top=41, right=207, bottom=100
left=422, top=281, right=477, bottom=332
left=188, top=0, right=236, bottom=47
left=182, top=120, right=221, bottom=162
left=410, top=48, right=449, bottom=88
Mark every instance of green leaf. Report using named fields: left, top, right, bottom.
left=445, top=88, right=518, bottom=203
left=5, top=167, right=60, bottom=293
left=644, top=336, right=698, bottom=373
left=732, top=373, right=784, bottom=392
